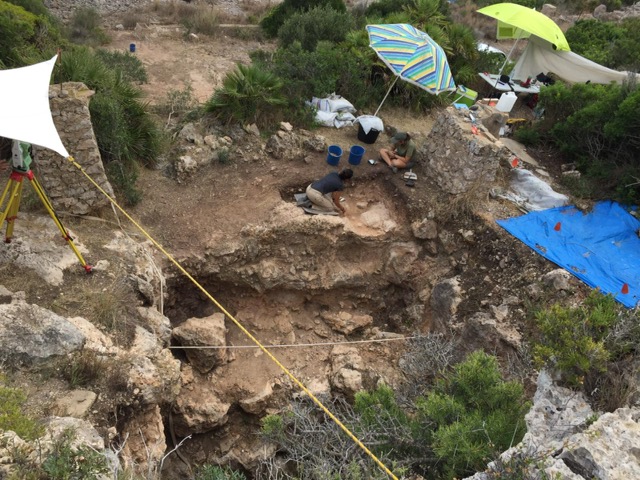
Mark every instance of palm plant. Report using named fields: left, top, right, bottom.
left=205, top=64, right=287, bottom=129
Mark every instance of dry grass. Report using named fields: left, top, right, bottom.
left=50, top=277, right=139, bottom=347
left=433, top=178, right=492, bottom=223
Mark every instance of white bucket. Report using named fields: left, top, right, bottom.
left=496, top=92, right=517, bottom=113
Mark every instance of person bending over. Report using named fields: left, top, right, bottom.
left=379, top=131, right=416, bottom=173
left=305, top=169, right=353, bottom=215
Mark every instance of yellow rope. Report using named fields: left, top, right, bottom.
left=65, top=156, right=400, bottom=480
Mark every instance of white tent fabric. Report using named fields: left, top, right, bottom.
left=0, top=56, right=69, bottom=158
left=512, top=36, right=634, bottom=85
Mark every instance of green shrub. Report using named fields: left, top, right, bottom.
left=533, top=292, right=619, bottom=386
left=0, top=1, right=40, bottom=67
left=105, top=159, right=142, bottom=206
left=0, top=384, right=44, bottom=440
left=204, top=63, right=287, bottom=129
left=58, top=47, right=164, bottom=172
left=259, top=0, right=346, bottom=38
left=95, top=49, right=148, bottom=83
left=565, top=19, right=622, bottom=68
left=69, top=6, right=109, bottom=45
left=195, top=465, right=247, bottom=480
left=514, top=126, right=541, bottom=146
left=259, top=350, right=527, bottom=479
left=365, top=0, right=410, bottom=18
left=6, top=0, right=48, bottom=17
left=416, top=351, right=529, bottom=479
left=269, top=41, right=378, bottom=111
left=42, top=429, right=109, bottom=479
left=277, top=5, right=353, bottom=51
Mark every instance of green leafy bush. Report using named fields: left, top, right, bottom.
left=42, top=429, right=109, bottom=479
left=0, top=383, right=43, bottom=440
left=260, top=350, right=527, bottom=479
left=95, top=49, right=148, bottom=83
left=565, top=19, right=623, bottom=68
left=68, top=6, right=109, bottom=45
left=204, top=63, right=287, bottom=129
left=533, top=292, right=619, bottom=386
left=538, top=80, right=640, bottom=202
left=277, top=5, right=353, bottom=51
left=0, top=1, right=42, bottom=67
left=268, top=41, right=378, bottom=110
left=195, top=465, right=247, bottom=480
left=514, top=126, right=541, bottom=146
left=365, top=0, right=410, bottom=18
left=259, top=0, right=346, bottom=38
left=416, top=351, right=529, bottom=478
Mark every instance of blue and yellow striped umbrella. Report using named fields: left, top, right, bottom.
left=367, top=24, right=456, bottom=114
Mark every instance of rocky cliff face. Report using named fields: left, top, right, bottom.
left=465, top=371, right=640, bottom=480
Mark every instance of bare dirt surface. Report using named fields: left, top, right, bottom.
left=108, top=26, right=271, bottom=103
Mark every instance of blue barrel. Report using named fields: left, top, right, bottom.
left=326, top=145, right=342, bottom=166
left=129, top=43, right=136, bottom=53
left=348, top=145, right=365, bottom=166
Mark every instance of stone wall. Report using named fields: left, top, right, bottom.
left=424, top=107, right=508, bottom=195
left=35, top=82, right=114, bottom=215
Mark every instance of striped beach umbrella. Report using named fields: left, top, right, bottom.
left=366, top=24, right=456, bottom=115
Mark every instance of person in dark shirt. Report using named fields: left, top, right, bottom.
left=305, top=169, right=353, bottom=215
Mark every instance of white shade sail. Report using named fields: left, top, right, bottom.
left=0, top=56, right=69, bottom=158
left=512, top=36, right=634, bottom=85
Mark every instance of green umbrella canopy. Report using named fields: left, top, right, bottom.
left=477, top=3, right=570, bottom=51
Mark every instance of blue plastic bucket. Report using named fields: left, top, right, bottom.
left=129, top=43, right=136, bottom=53
left=348, top=145, right=365, bottom=166
left=327, top=145, right=342, bottom=166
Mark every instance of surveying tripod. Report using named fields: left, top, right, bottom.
left=0, top=166, right=93, bottom=273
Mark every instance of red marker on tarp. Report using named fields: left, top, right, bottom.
left=554, top=222, right=562, bottom=231
left=622, top=283, right=629, bottom=294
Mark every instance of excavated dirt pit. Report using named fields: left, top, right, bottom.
left=159, top=175, right=441, bottom=475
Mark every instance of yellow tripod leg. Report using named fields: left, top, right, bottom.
left=29, top=173, right=93, bottom=273
left=1, top=175, right=24, bottom=243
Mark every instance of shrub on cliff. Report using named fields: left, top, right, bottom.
left=259, top=349, right=528, bottom=479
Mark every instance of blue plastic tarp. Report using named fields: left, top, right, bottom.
left=497, top=201, right=640, bottom=308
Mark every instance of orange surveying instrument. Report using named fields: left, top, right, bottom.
left=0, top=140, right=92, bottom=273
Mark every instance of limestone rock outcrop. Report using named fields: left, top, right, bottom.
left=465, top=371, right=640, bottom=480
left=0, top=302, right=85, bottom=364
left=172, top=312, right=229, bottom=374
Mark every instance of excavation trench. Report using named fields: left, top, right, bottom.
left=159, top=176, right=446, bottom=476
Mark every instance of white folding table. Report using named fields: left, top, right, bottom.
left=478, top=73, right=541, bottom=95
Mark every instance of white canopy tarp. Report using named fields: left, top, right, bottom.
left=512, top=36, right=634, bottom=85
left=0, top=56, right=69, bottom=158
